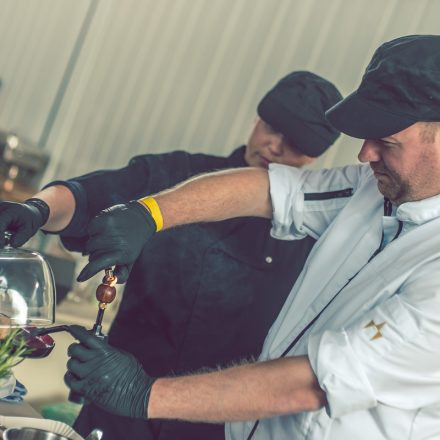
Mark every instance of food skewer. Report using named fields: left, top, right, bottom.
left=93, top=268, right=117, bottom=337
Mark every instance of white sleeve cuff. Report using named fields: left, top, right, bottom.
left=308, top=330, right=377, bottom=418
left=268, top=163, right=307, bottom=240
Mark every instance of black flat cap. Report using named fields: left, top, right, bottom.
left=326, top=34, right=440, bottom=139
left=257, top=71, right=342, bottom=157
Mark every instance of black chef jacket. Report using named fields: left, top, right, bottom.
left=55, top=146, right=315, bottom=440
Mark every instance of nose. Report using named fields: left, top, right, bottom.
left=267, top=134, right=284, bottom=156
left=358, top=140, right=381, bottom=163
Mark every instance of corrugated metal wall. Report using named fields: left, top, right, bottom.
left=0, top=0, right=439, bottom=184
left=0, top=0, right=90, bottom=144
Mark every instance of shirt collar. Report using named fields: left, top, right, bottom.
left=396, top=193, right=440, bottom=225
left=226, top=145, right=248, bottom=167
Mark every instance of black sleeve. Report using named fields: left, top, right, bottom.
left=58, top=150, right=227, bottom=251
left=72, top=150, right=226, bottom=217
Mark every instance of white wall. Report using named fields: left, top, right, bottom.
left=0, top=0, right=439, bottom=184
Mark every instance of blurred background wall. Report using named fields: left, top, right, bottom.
left=0, top=0, right=439, bottom=414
left=0, top=0, right=439, bottom=185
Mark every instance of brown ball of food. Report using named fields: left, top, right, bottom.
left=95, top=284, right=117, bottom=304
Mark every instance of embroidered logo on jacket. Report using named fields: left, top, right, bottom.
left=364, top=320, right=386, bottom=340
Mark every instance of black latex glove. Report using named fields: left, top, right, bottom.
left=76, top=201, right=157, bottom=283
left=64, top=325, right=155, bottom=419
left=0, top=198, right=50, bottom=247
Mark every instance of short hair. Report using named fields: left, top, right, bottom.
left=420, top=122, right=440, bottom=143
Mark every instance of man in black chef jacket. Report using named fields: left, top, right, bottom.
left=0, top=71, right=341, bottom=439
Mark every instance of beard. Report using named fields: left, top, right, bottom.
left=370, top=163, right=410, bottom=204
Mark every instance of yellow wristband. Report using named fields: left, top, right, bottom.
left=138, top=196, right=163, bottom=232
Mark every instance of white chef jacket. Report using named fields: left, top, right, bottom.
left=226, top=163, right=440, bottom=440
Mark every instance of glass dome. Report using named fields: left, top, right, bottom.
left=0, top=237, right=55, bottom=328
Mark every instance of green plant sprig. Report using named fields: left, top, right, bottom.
left=0, top=329, right=32, bottom=379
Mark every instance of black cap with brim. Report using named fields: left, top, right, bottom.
left=325, top=35, right=440, bottom=140
left=325, top=91, right=417, bottom=139
left=256, top=71, right=342, bottom=157
left=258, top=95, right=336, bottom=157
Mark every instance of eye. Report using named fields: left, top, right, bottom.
left=377, top=138, right=400, bottom=149
left=379, top=142, right=392, bottom=149
left=369, top=139, right=393, bottom=149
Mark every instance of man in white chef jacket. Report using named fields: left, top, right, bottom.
left=16, top=34, right=440, bottom=439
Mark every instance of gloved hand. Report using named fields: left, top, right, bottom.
left=76, top=201, right=157, bottom=283
left=0, top=199, right=50, bottom=247
left=64, top=325, right=155, bottom=419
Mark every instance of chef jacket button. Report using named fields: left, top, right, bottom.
left=265, top=256, right=273, bottom=264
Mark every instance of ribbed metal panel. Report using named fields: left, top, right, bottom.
left=0, top=0, right=90, bottom=144
left=0, top=0, right=439, bottom=183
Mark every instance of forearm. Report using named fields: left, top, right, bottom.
left=148, top=356, right=326, bottom=423
left=152, top=167, right=272, bottom=230
left=32, top=185, right=76, bottom=232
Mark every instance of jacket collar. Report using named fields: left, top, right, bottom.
left=226, top=145, right=248, bottom=167
left=396, top=193, right=440, bottom=225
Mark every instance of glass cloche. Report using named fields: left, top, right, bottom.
left=0, top=233, right=55, bottom=328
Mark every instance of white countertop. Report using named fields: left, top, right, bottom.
left=0, top=401, right=41, bottom=418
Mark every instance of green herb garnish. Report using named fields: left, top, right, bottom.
left=0, top=329, right=32, bottom=379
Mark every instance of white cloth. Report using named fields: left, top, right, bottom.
left=226, top=163, right=440, bottom=440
